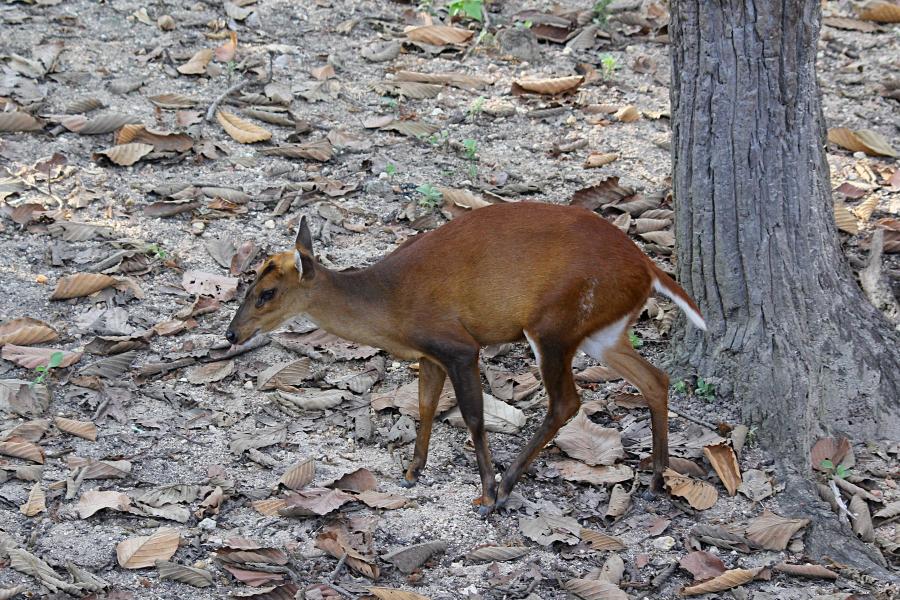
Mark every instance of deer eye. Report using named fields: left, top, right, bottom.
left=256, top=288, right=276, bottom=307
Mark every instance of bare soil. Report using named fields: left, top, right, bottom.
left=0, top=0, right=897, bottom=598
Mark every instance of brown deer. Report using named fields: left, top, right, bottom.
left=226, top=203, right=706, bottom=514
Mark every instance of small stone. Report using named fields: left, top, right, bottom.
left=35, top=274, right=48, bottom=284
left=652, top=536, right=676, bottom=551
left=852, top=151, right=866, bottom=159
left=264, top=219, right=276, bottom=229
left=198, top=518, right=216, bottom=530
left=191, top=221, right=205, bottom=235
left=157, top=14, right=176, bottom=30
left=244, top=381, right=253, bottom=389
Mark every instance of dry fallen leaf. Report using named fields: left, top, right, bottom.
left=680, top=567, right=763, bottom=596
left=773, top=562, right=838, bottom=580
left=215, top=31, right=238, bottom=62
left=369, top=588, right=430, bottom=600
left=1, top=345, right=82, bottom=369
left=606, top=483, right=632, bottom=518
left=849, top=494, right=875, bottom=542
left=519, top=513, right=581, bottom=546
left=679, top=551, right=727, bottom=581
left=50, top=273, right=118, bottom=300
left=177, top=48, right=213, bottom=75
left=95, top=142, right=154, bottom=166
left=279, top=457, right=315, bottom=491
left=554, top=410, right=624, bottom=466
left=278, top=488, right=354, bottom=516
left=745, top=510, right=809, bottom=550
left=0, top=111, right=44, bottom=132
left=857, top=1, right=900, bottom=23
left=76, top=489, right=131, bottom=518
left=0, top=317, right=58, bottom=346
left=405, top=25, right=474, bottom=45
left=259, top=139, right=334, bottom=161
left=465, top=545, right=529, bottom=562
left=382, top=540, right=447, bottom=574
left=115, top=124, right=193, bottom=152
left=54, top=416, right=97, bottom=441
left=512, top=75, right=584, bottom=96
left=810, top=436, right=851, bottom=470
left=216, top=110, right=272, bottom=144
left=117, top=528, right=180, bottom=568
left=828, top=127, right=898, bottom=157
left=19, top=482, right=46, bottom=517
left=703, top=443, right=742, bottom=496
left=584, top=153, right=619, bottom=168
left=564, top=579, right=628, bottom=600
left=663, top=468, right=718, bottom=510
left=182, top=271, right=239, bottom=301
left=156, top=560, right=214, bottom=587
left=579, top=528, right=626, bottom=551
left=355, top=490, right=409, bottom=510
left=328, top=468, right=377, bottom=493
left=552, top=460, right=634, bottom=485
left=614, top=105, right=640, bottom=122
left=0, top=439, right=45, bottom=463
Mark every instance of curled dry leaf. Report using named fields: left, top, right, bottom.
left=0, top=111, right=44, bottom=132
left=20, top=482, right=46, bottom=517
left=663, top=468, right=718, bottom=510
left=810, top=436, right=851, bottom=471
left=96, top=143, right=154, bottom=166
left=849, top=494, right=875, bottom=542
left=773, top=562, right=838, bottom=580
left=257, top=358, right=312, bottom=390
left=828, top=127, right=898, bottom=157
left=217, top=110, right=272, bottom=144
left=371, top=379, right=456, bottom=419
left=177, top=48, right=213, bottom=75
left=738, top=468, right=773, bottom=501
left=512, top=75, right=584, bottom=96
left=369, top=588, right=430, bottom=600
left=278, top=388, right=353, bottom=411
left=584, top=153, right=619, bottom=168
left=554, top=410, right=624, bottom=466
left=680, top=567, right=763, bottom=596
left=9, top=548, right=82, bottom=594
left=50, top=273, right=118, bottom=300
left=186, top=360, right=234, bottom=385
left=873, top=500, right=900, bottom=520
left=438, top=187, right=491, bottom=211
left=215, top=31, right=238, bottom=62
left=115, top=124, right=193, bottom=152
left=0, top=440, right=45, bottom=463
left=116, top=528, right=180, bottom=568
left=564, top=579, right=628, bottom=600
left=1, top=345, right=81, bottom=369
left=395, top=70, right=491, bottom=89
left=259, top=139, right=334, bottom=161
left=405, top=25, right=474, bottom=45
left=76, top=490, right=131, bottom=518
left=857, top=1, right=900, bottom=22
left=466, top=545, right=529, bottom=562
left=54, top=416, right=97, bottom=441
left=703, top=443, right=742, bottom=496
left=149, top=93, right=197, bottom=109
left=279, top=457, right=315, bottom=491
left=606, top=483, right=632, bottom=518
left=382, top=540, right=447, bottom=574
left=614, top=105, right=640, bottom=122
left=156, top=560, right=213, bottom=587
left=519, top=513, right=581, bottom=545
left=678, top=551, right=727, bottom=581
left=579, top=528, right=626, bottom=551
left=328, top=468, right=377, bottom=493
left=279, top=487, right=354, bottom=516
left=745, top=510, right=809, bottom=550
left=0, top=317, right=58, bottom=346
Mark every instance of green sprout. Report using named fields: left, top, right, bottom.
left=628, top=330, right=643, bottom=349
left=462, top=138, right=478, bottom=160
left=426, top=130, right=449, bottom=146
left=673, top=380, right=688, bottom=394
left=695, top=377, right=715, bottom=402
left=600, top=54, right=618, bottom=80
left=468, top=96, right=486, bottom=119
left=32, top=351, right=64, bottom=387
left=448, top=0, right=483, bottom=21
left=146, top=243, right=168, bottom=260
left=820, top=459, right=850, bottom=479
left=593, top=0, right=612, bottom=25
left=416, top=183, right=443, bottom=209
left=384, top=163, right=397, bottom=177
left=516, top=19, right=533, bottom=29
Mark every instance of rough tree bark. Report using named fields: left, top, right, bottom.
left=669, top=0, right=900, bottom=577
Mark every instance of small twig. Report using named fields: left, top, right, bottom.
left=668, top=406, right=716, bottom=431
left=206, top=79, right=251, bottom=122
left=329, top=554, right=347, bottom=581
left=828, top=478, right=856, bottom=520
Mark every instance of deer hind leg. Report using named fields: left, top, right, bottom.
left=402, top=357, right=446, bottom=487
left=495, top=334, right=580, bottom=509
left=600, top=336, right=670, bottom=492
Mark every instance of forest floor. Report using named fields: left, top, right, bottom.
left=0, top=0, right=898, bottom=598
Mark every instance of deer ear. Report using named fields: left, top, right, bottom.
left=295, top=216, right=313, bottom=252
left=294, top=249, right=315, bottom=281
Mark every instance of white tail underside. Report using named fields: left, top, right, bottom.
left=653, top=279, right=708, bottom=331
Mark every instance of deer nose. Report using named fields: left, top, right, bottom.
left=225, top=329, right=237, bottom=344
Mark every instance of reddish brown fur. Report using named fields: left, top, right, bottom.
left=228, top=203, right=704, bottom=513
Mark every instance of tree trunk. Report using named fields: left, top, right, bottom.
left=669, top=0, right=900, bottom=576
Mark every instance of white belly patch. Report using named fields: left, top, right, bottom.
left=578, top=315, right=629, bottom=360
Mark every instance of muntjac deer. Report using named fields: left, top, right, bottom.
left=227, top=202, right=706, bottom=514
